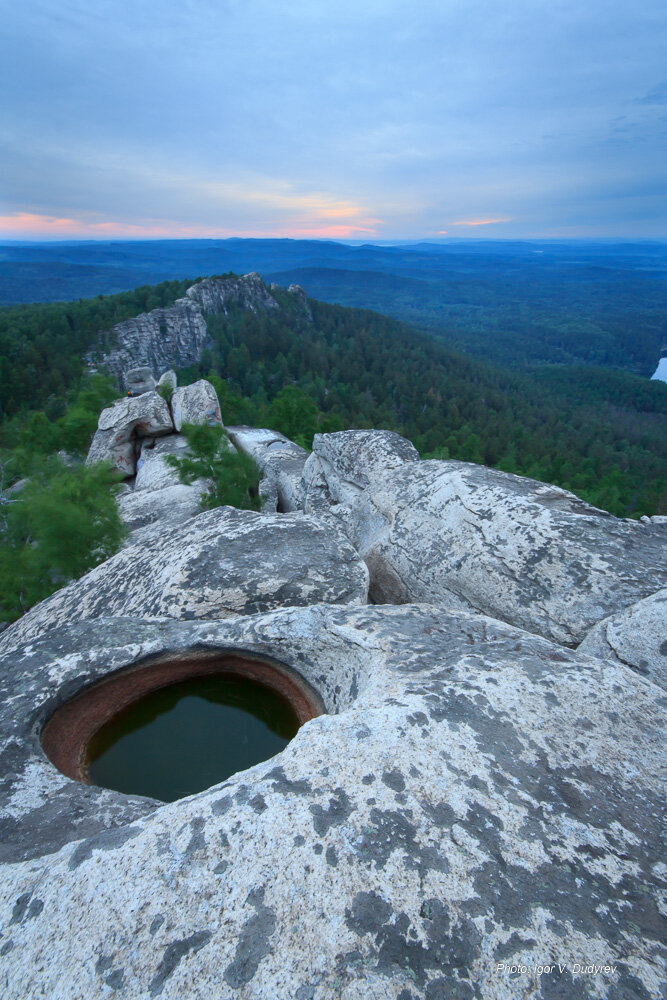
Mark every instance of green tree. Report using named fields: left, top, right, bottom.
left=0, top=458, right=126, bottom=621
left=267, top=386, right=319, bottom=448
left=165, top=423, right=260, bottom=511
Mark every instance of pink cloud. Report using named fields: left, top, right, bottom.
left=450, top=217, right=511, bottom=227
left=0, top=211, right=379, bottom=241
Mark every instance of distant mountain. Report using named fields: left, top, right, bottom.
left=1, top=237, right=666, bottom=373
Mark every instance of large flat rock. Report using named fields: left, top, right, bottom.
left=0, top=509, right=369, bottom=653
left=117, top=483, right=206, bottom=544
left=344, top=460, right=667, bottom=645
left=171, top=379, right=223, bottom=432
left=0, top=604, right=664, bottom=999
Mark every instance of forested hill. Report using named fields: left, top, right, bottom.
left=0, top=277, right=665, bottom=518
left=2, top=237, right=665, bottom=374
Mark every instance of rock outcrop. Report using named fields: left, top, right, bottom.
left=172, top=379, right=223, bottom=431
left=303, top=429, right=420, bottom=510
left=97, top=274, right=305, bottom=383
left=2, top=388, right=667, bottom=1000
left=117, top=483, right=205, bottom=545
left=124, top=366, right=156, bottom=395
left=337, top=458, right=666, bottom=645
left=578, top=588, right=667, bottom=690
left=185, top=271, right=280, bottom=315
left=86, top=376, right=225, bottom=479
left=0, top=604, right=664, bottom=999
left=0, top=508, right=369, bottom=652
left=101, top=298, right=208, bottom=383
left=85, top=392, right=173, bottom=476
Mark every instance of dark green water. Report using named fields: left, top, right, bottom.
left=87, top=675, right=299, bottom=802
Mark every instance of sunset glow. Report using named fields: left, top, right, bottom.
left=1, top=1, right=665, bottom=239
left=450, top=218, right=512, bottom=228
left=0, top=212, right=379, bottom=242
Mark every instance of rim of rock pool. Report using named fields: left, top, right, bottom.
left=41, top=649, right=325, bottom=797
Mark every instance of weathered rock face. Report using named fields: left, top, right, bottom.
left=134, top=434, right=192, bottom=492
left=124, top=366, right=156, bottom=396
left=171, top=379, right=223, bottom=432
left=86, top=392, right=174, bottom=477
left=0, top=604, right=664, bottom=999
left=98, top=274, right=290, bottom=382
left=227, top=426, right=309, bottom=512
left=101, top=299, right=209, bottom=383
left=303, top=429, right=420, bottom=510
left=578, top=588, right=667, bottom=690
left=186, top=272, right=280, bottom=315
left=156, top=369, right=177, bottom=392
left=0, top=508, right=369, bottom=652
left=343, top=459, right=667, bottom=645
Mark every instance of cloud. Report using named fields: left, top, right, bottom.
left=1, top=1, right=667, bottom=238
left=450, top=218, right=512, bottom=227
left=635, top=80, right=667, bottom=105
left=0, top=211, right=378, bottom=241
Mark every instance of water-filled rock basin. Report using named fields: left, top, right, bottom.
left=87, top=675, right=300, bottom=801
left=41, top=650, right=323, bottom=802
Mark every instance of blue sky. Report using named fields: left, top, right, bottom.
left=1, top=0, right=666, bottom=240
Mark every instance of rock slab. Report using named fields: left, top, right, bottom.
left=0, top=604, right=664, bottom=999
left=344, top=459, right=667, bottom=645
left=0, top=508, right=369, bottom=652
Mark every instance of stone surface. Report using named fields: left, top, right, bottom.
left=578, top=588, right=667, bottom=690
left=343, top=459, right=667, bottom=645
left=117, top=484, right=205, bottom=544
left=101, top=298, right=209, bottom=383
left=305, top=430, right=420, bottom=509
left=0, top=604, right=664, bottom=999
left=186, top=272, right=280, bottom=315
left=86, top=392, right=174, bottom=477
left=227, top=426, right=308, bottom=512
left=125, top=366, right=156, bottom=396
left=171, top=379, right=223, bottom=432
left=0, top=508, right=369, bottom=652
left=135, top=434, right=192, bottom=492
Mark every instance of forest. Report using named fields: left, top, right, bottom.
left=0, top=273, right=665, bottom=623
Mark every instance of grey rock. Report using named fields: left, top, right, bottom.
left=117, top=484, right=205, bottom=543
left=135, top=434, right=192, bottom=492
left=86, top=393, right=174, bottom=477
left=0, top=508, right=369, bottom=652
left=171, top=380, right=223, bottom=432
left=125, top=367, right=156, bottom=396
left=578, top=588, right=667, bottom=689
left=101, top=298, right=209, bottom=383
left=305, top=430, right=420, bottom=509
left=345, top=460, right=667, bottom=645
left=84, top=428, right=136, bottom=477
left=185, top=272, right=279, bottom=315
left=98, top=275, right=285, bottom=382
left=0, top=604, right=664, bottom=999
left=156, top=370, right=177, bottom=392
left=227, top=426, right=308, bottom=512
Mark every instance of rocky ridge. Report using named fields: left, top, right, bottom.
left=97, top=273, right=307, bottom=385
left=0, top=399, right=665, bottom=999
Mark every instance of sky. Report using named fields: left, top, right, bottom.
left=1, top=0, right=666, bottom=241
